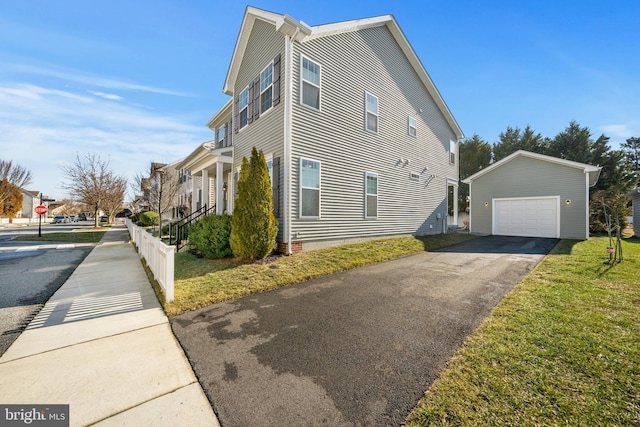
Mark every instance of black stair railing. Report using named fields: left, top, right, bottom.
left=169, top=204, right=215, bottom=250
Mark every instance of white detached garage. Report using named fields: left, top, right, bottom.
left=462, top=150, right=601, bottom=240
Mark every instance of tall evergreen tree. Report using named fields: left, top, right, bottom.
left=459, top=134, right=492, bottom=211
left=621, top=136, right=640, bottom=183
left=230, top=147, right=278, bottom=260
left=546, top=120, right=593, bottom=163
left=492, top=125, right=547, bottom=161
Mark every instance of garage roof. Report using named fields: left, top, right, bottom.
left=462, top=150, right=602, bottom=187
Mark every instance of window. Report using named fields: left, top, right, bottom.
left=217, top=125, right=225, bottom=148
left=408, top=116, right=417, bottom=137
left=239, top=87, right=249, bottom=129
left=266, top=157, right=273, bottom=186
left=260, top=63, right=273, bottom=113
left=450, top=140, right=456, bottom=164
left=365, top=172, right=378, bottom=218
left=300, top=158, right=320, bottom=217
left=365, top=92, right=378, bottom=133
left=301, top=56, right=321, bottom=109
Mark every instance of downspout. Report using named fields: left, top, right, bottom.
left=284, top=32, right=295, bottom=255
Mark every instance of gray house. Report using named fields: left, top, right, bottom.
left=463, top=150, right=601, bottom=240
left=626, top=187, right=639, bottom=236
left=182, top=6, right=464, bottom=253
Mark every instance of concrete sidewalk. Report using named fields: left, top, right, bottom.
left=0, top=225, right=219, bottom=426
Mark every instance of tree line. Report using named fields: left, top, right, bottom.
left=459, top=121, right=639, bottom=230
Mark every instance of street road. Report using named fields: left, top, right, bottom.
left=0, top=222, right=97, bottom=356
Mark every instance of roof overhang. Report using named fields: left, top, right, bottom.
left=206, top=98, right=233, bottom=130
left=175, top=141, right=216, bottom=172
left=221, top=7, right=463, bottom=140
left=462, top=150, right=602, bottom=187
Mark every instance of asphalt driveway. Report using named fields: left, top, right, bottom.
left=171, top=236, right=558, bottom=426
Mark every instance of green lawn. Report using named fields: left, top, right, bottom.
left=14, top=230, right=106, bottom=243
left=405, top=236, right=640, bottom=426
left=164, top=233, right=477, bottom=316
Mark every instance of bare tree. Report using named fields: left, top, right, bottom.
left=61, top=153, right=126, bottom=228
left=0, top=159, right=33, bottom=207
left=102, top=175, right=127, bottom=223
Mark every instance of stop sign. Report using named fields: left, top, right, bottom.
left=34, top=205, right=47, bottom=215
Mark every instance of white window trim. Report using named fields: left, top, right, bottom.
left=238, top=86, right=249, bottom=130
left=264, top=153, right=274, bottom=186
left=217, top=124, right=225, bottom=147
left=449, top=139, right=456, bottom=164
left=260, top=62, right=274, bottom=115
left=408, top=116, right=417, bottom=138
left=300, top=54, right=321, bottom=111
left=364, top=171, right=378, bottom=219
left=365, top=92, right=379, bottom=133
left=299, top=157, right=321, bottom=219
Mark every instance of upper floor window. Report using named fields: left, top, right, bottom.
left=260, top=63, right=273, bottom=113
left=239, top=87, right=249, bottom=129
left=217, top=125, right=225, bottom=148
left=450, top=140, right=456, bottom=164
left=301, top=56, right=321, bottom=109
left=365, top=92, right=378, bottom=133
left=408, top=116, right=417, bottom=137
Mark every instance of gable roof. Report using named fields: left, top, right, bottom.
left=223, top=6, right=463, bottom=140
left=462, top=150, right=602, bottom=187
left=626, top=187, right=640, bottom=198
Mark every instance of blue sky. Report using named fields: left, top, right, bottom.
left=1, top=1, right=638, bottom=200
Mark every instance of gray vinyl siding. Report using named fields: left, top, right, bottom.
left=233, top=18, right=286, bottom=239
left=469, top=156, right=589, bottom=239
left=290, top=25, right=457, bottom=242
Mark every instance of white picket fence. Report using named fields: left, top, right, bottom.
left=126, top=218, right=175, bottom=302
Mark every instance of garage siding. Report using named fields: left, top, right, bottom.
left=469, top=156, right=588, bottom=239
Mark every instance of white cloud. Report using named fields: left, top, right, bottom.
left=0, top=83, right=212, bottom=199
left=8, top=63, right=192, bottom=97
left=90, top=91, right=124, bottom=101
left=599, top=124, right=634, bottom=139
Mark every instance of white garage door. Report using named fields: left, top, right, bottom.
left=493, top=197, right=559, bottom=238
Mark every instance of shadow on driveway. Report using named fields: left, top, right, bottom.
left=172, top=236, right=556, bottom=426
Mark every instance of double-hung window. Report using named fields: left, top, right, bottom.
left=408, top=116, right=417, bottom=137
left=260, top=63, right=273, bottom=113
left=449, top=140, right=456, bottom=164
left=365, top=92, right=378, bottom=133
left=301, top=56, right=321, bottom=109
left=300, top=158, right=320, bottom=218
left=239, top=87, right=249, bottom=129
left=217, top=124, right=225, bottom=148
left=365, top=172, right=378, bottom=218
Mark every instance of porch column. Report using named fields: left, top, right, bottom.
left=191, top=173, right=197, bottom=213
left=453, top=183, right=458, bottom=226
left=202, top=169, right=209, bottom=210
left=216, top=162, right=224, bottom=214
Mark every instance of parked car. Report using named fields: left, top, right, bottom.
left=99, top=216, right=108, bottom=223
left=52, top=215, right=67, bottom=224
left=78, top=214, right=87, bottom=221
left=69, top=215, right=78, bottom=222
left=115, top=209, right=132, bottom=218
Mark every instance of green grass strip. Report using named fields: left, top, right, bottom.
left=405, top=236, right=640, bottom=426
left=165, top=233, right=476, bottom=316
left=14, top=231, right=106, bottom=243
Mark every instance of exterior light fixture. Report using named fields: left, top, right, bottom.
left=484, top=202, right=489, bottom=207
left=565, top=199, right=572, bottom=205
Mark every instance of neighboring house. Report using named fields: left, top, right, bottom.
left=180, top=6, right=464, bottom=253
left=18, top=189, right=40, bottom=218
left=146, top=160, right=186, bottom=225
left=462, top=150, right=601, bottom=240
left=626, top=187, right=639, bottom=236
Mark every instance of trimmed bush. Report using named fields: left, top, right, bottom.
left=188, top=213, right=233, bottom=259
left=138, top=211, right=159, bottom=227
left=230, top=148, right=278, bottom=260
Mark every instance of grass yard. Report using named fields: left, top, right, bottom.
left=406, top=236, right=640, bottom=426
left=14, top=230, right=106, bottom=243
left=164, top=233, right=477, bottom=316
